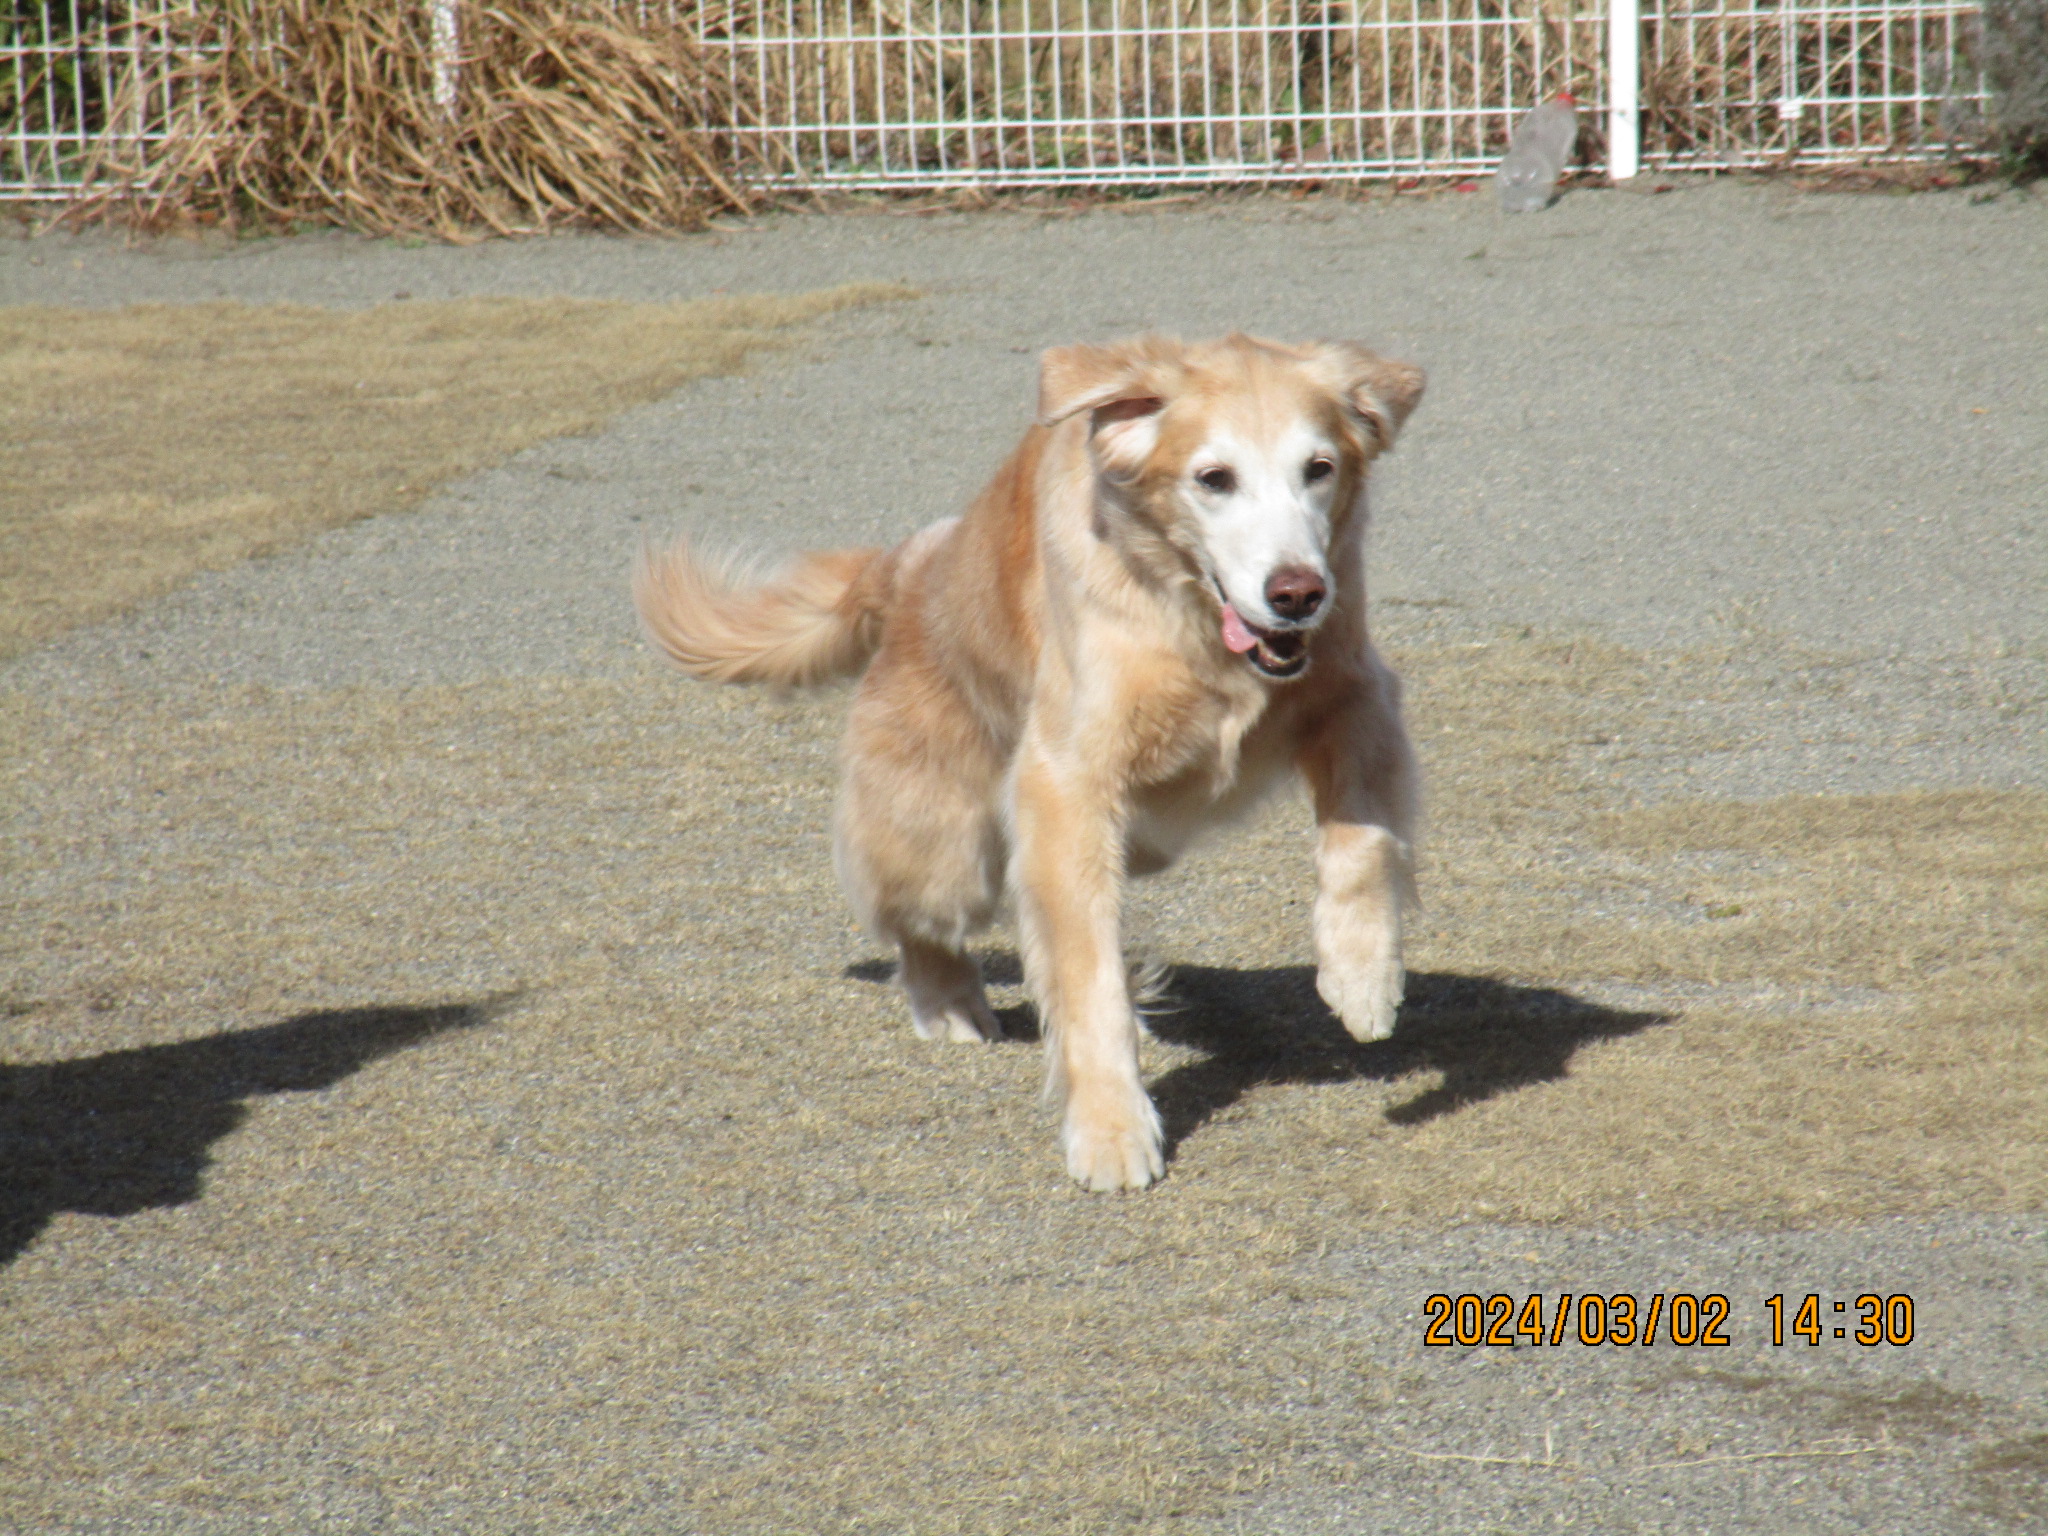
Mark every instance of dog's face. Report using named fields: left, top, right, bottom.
left=1040, top=334, right=1423, bottom=678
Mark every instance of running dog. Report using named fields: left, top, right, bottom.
left=635, top=332, right=1424, bottom=1191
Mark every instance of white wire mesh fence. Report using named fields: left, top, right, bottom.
left=1638, top=0, right=1988, bottom=166
left=1, top=0, right=1992, bottom=200
left=698, top=0, right=1605, bottom=185
left=2, top=2, right=170, bottom=197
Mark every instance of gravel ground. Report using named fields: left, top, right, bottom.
left=3, top=181, right=2045, bottom=1532
left=8, top=181, right=2042, bottom=793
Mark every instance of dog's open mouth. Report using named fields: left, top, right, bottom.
left=1219, top=600, right=1311, bottom=679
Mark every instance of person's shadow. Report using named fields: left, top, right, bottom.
left=0, top=997, right=509, bottom=1267
left=848, top=956, right=1669, bottom=1158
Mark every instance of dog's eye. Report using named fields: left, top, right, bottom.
left=1305, top=456, right=1336, bottom=484
left=1195, top=466, right=1236, bottom=494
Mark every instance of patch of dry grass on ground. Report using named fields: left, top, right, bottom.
left=4, top=639, right=2041, bottom=1222
left=1153, top=633, right=2048, bottom=1226
left=0, top=284, right=912, bottom=657
left=3, top=630, right=2043, bottom=1529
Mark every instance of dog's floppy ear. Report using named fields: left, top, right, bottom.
left=1037, top=341, right=1166, bottom=426
left=1316, top=342, right=1426, bottom=451
left=1039, top=340, right=1178, bottom=478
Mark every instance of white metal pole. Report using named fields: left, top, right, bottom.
left=1606, top=0, right=1640, bottom=180
left=431, top=0, right=460, bottom=121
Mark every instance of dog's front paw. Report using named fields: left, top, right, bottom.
left=1062, top=1088, right=1165, bottom=1192
left=1318, top=956, right=1404, bottom=1042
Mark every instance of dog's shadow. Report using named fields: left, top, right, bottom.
left=845, top=955, right=1670, bottom=1157
left=0, top=997, right=510, bottom=1267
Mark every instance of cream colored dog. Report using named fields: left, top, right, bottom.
left=635, top=333, right=1424, bottom=1191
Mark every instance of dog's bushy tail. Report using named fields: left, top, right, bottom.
left=633, top=539, right=893, bottom=687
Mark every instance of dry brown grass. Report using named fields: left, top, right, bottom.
left=1409, top=635, right=2046, bottom=1003
left=1143, top=632, right=2048, bottom=1224
left=5, top=640, right=2042, bottom=1225
left=0, top=282, right=913, bottom=657
left=1, top=313, right=2041, bottom=1526
left=4, top=636, right=2044, bottom=1526
left=1400, top=630, right=2039, bottom=1220
left=2, top=628, right=2042, bottom=1528
left=76, top=0, right=761, bottom=237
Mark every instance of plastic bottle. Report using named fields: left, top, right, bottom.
left=1496, top=95, right=1579, bottom=213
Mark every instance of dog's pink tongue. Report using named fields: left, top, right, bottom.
left=1220, top=603, right=1260, bottom=654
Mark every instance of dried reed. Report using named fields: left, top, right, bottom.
left=74, top=0, right=760, bottom=237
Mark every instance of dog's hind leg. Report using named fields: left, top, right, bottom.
left=896, top=936, right=1003, bottom=1043
left=834, top=650, right=1009, bottom=1044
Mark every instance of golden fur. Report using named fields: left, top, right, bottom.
left=635, top=333, right=1425, bottom=1190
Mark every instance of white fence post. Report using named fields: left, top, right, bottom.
left=1607, top=0, right=1641, bottom=180
left=430, top=0, right=460, bottom=120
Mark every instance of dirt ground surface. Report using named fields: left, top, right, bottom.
left=0, top=284, right=911, bottom=656
left=3, top=180, right=2046, bottom=1533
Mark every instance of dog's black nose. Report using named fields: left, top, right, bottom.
left=1266, top=567, right=1326, bottom=622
